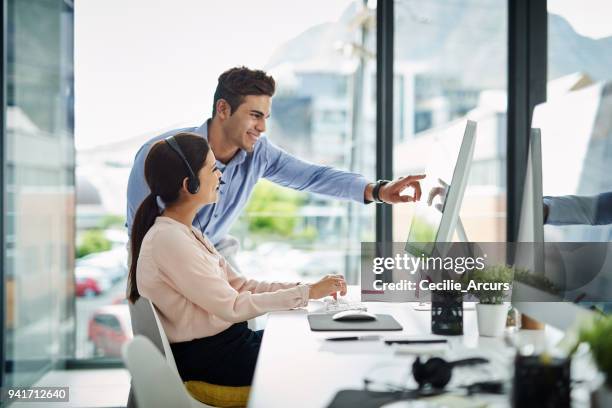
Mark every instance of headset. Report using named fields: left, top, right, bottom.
left=164, top=135, right=200, bottom=194
left=412, top=356, right=489, bottom=389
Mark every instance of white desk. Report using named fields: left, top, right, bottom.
left=248, top=297, right=572, bottom=408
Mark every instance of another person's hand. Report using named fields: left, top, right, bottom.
left=379, top=174, right=426, bottom=203
left=308, top=274, right=347, bottom=299
left=427, top=178, right=449, bottom=212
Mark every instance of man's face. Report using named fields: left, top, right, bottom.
left=221, top=95, right=271, bottom=153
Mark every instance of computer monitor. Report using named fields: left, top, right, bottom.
left=512, top=128, right=597, bottom=331
left=405, top=120, right=477, bottom=257
left=400, top=120, right=476, bottom=307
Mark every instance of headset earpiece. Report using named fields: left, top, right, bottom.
left=412, top=357, right=452, bottom=389
left=187, top=177, right=200, bottom=194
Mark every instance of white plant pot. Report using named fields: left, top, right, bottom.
left=476, top=303, right=508, bottom=337
left=592, top=384, right=612, bottom=408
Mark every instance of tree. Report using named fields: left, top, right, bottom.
left=245, top=180, right=306, bottom=237
left=76, top=229, right=111, bottom=258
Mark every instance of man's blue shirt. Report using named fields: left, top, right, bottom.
left=544, top=191, right=612, bottom=226
left=126, top=120, right=369, bottom=245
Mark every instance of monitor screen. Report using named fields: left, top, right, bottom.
left=405, top=121, right=477, bottom=257
left=404, top=178, right=447, bottom=257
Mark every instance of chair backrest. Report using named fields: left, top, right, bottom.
left=122, top=336, right=193, bottom=408
left=127, top=297, right=169, bottom=408
left=129, top=296, right=164, bottom=354
left=149, top=299, right=180, bottom=376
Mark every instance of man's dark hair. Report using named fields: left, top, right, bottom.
left=212, top=66, right=276, bottom=117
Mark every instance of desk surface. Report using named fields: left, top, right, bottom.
left=248, top=296, right=570, bottom=408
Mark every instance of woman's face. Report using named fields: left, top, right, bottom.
left=196, top=150, right=222, bottom=204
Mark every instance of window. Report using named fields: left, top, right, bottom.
left=74, top=0, right=374, bottom=361
left=542, top=0, right=612, bottom=242
left=233, top=1, right=377, bottom=284
left=393, top=0, right=507, bottom=244
left=3, top=0, right=74, bottom=386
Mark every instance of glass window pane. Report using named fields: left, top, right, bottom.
left=4, top=0, right=75, bottom=387
left=393, top=0, right=507, bottom=246
left=542, top=1, right=612, bottom=242
left=75, top=0, right=374, bottom=361
left=228, top=2, right=377, bottom=285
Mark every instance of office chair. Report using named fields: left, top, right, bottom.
left=123, top=336, right=204, bottom=408
left=148, top=300, right=185, bottom=377
left=148, top=300, right=250, bottom=407
left=126, top=296, right=165, bottom=408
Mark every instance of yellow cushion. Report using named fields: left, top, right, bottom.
left=184, top=381, right=251, bottom=407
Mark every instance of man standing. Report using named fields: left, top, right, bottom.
left=127, top=66, right=425, bottom=264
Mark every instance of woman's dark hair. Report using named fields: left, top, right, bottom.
left=212, top=66, right=276, bottom=117
left=127, top=132, right=210, bottom=303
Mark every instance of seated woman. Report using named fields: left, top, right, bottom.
left=127, top=132, right=346, bottom=387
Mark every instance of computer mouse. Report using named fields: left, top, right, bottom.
left=332, top=310, right=377, bottom=321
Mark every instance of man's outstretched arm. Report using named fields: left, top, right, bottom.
left=543, top=191, right=612, bottom=226
left=262, top=137, right=425, bottom=204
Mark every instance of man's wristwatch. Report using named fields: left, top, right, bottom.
left=372, top=180, right=390, bottom=203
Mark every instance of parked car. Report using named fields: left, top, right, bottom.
left=75, top=265, right=112, bottom=297
left=76, top=276, right=103, bottom=297
left=77, top=248, right=127, bottom=283
left=88, top=304, right=132, bottom=357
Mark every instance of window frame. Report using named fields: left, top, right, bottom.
left=507, top=0, right=548, bottom=242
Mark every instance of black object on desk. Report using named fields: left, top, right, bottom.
left=327, top=390, right=410, bottom=408
left=512, top=354, right=571, bottom=408
left=308, top=314, right=402, bottom=331
left=326, top=335, right=381, bottom=341
left=431, top=290, right=463, bottom=335
left=413, top=356, right=490, bottom=389
left=326, top=389, right=443, bottom=408
left=384, top=339, right=447, bottom=345
left=464, top=380, right=505, bottom=395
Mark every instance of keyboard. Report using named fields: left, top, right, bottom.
left=323, top=298, right=368, bottom=313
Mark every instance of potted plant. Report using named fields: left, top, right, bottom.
left=466, top=265, right=513, bottom=337
left=579, top=316, right=612, bottom=407
left=513, top=268, right=561, bottom=329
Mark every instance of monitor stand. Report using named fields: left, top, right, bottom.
left=413, top=216, right=475, bottom=311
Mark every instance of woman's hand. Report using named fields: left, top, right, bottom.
left=308, top=274, right=347, bottom=300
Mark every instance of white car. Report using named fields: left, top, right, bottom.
left=77, top=248, right=127, bottom=283
left=75, top=265, right=112, bottom=296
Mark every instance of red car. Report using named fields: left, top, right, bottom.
left=76, top=276, right=103, bottom=297
left=75, top=265, right=112, bottom=297
left=88, top=305, right=133, bottom=357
